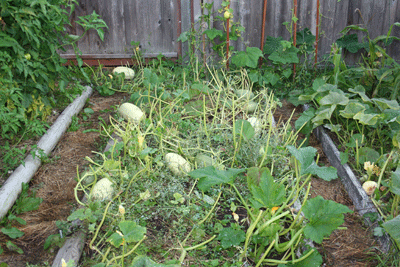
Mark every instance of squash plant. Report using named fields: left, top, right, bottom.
left=68, top=67, right=352, bottom=266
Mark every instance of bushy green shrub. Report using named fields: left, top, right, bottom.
left=0, top=0, right=106, bottom=139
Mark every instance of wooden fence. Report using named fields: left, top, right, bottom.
left=61, top=0, right=400, bottom=66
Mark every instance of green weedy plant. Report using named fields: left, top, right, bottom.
left=0, top=0, right=107, bottom=140
left=0, top=182, right=43, bottom=255
left=332, top=22, right=400, bottom=100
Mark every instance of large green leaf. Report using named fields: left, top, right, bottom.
left=353, top=112, right=380, bottom=126
left=268, top=46, right=299, bottom=65
left=250, top=169, right=286, bottom=209
left=234, top=119, right=255, bottom=141
left=231, top=47, right=263, bottom=68
left=217, top=226, right=246, bottom=249
left=263, top=71, right=280, bottom=86
left=303, top=196, right=353, bottom=244
left=382, top=215, right=400, bottom=250
left=263, top=36, right=283, bottom=55
left=311, top=105, right=336, bottom=126
left=358, top=147, right=380, bottom=164
left=120, top=220, right=146, bottom=243
left=339, top=102, right=366, bottom=118
left=372, top=98, right=400, bottom=111
left=189, top=166, right=245, bottom=192
left=318, top=91, right=349, bottom=106
left=287, top=146, right=337, bottom=181
left=203, top=28, right=224, bottom=40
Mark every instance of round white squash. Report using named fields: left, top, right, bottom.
left=247, top=117, right=262, bottom=135
left=245, top=101, right=258, bottom=113
left=165, top=153, right=191, bottom=176
left=118, top=103, right=145, bottom=124
left=235, top=89, right=254, bottom=100
left=112, top=66, right=135, bottom=80
left=91, top=178, right=114, bottom=200
left=195, top=154, right=215, bottom=168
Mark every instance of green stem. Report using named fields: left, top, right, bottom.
left=240, top=210, right=264, bottom=261
left=232, top=184, right=256, bottom=222
left=254, top=210, right=290, bottom=235
left=255, top=239, right=276, bottom=267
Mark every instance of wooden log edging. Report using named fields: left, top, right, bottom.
left=311, top=118, right=392, bottom=253
left=0, top=86, right=93, bottom=221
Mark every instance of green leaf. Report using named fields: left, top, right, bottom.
left=231, top=47, right=263, bottom=68
left=287, top=146, right=337, bottom=181
left=15, top=196, right=43, bottom=214
left=263, top=72, right=280, bottom=86
left=345, top=133, right=364, bottom=148
left=1, top=227, right=24, bottom=239
left=67, top=209, right=85, bottom=221
left=340, top=151, right=349, bottom=165
left=318, top=91, right=349, bottom=106
left=119, top=221, right=146, bottom=243
left=217, top=226, right=246, bottom=249
left=234, top=119, right=255, bottom=141
left=358, top=147, right=380, bottom=164
left=388, top=168, right=400, bottom=195
left=268, top=46, right=299, bottom=65
left=336, top=34, right=367, bottom=53
left=285, top=248, right=323, bottom=267
left=339, top=102, right=366, bottom=118
left=5, top=241, right=24, bottom=254
left=382, top=215, right=400, bottom=250
left=250, top=169, right=286, bottom=209
left=203, top=28, right=224, bottom=40
left=287, top=145, right=316, bottom=174
left=129, top=255, right=181, bottom=267
left=312, top=105, right=336, bottom=126
left=107, top=232, right=124, bottom=247
left=372, top=98, right=400, bottom=111
left=303, top=196, right=353, bottom=244
left=295, top=108, right=315, bottom=134
left=189, top=166, right=245, bottom=192
left=263, top=36, right=283, bottom=55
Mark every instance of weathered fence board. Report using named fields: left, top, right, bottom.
left=61, top=0, right=400, bottom=65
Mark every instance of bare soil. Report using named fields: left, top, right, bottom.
left=0, top=96, right=382, bottom=266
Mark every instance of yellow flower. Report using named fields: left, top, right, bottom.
left=136, top=46, right=140, bottom=52
left=61, top=259, right=67, bottom=267
left=138, top=135, right=145, bottom=150
left=364, top=161, right=373, bottom=172
left=232, top=212, right=239, bottom=222
left=271, top=206, right=279, bottom=215
left=119, top=205, right=125, bottom=215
